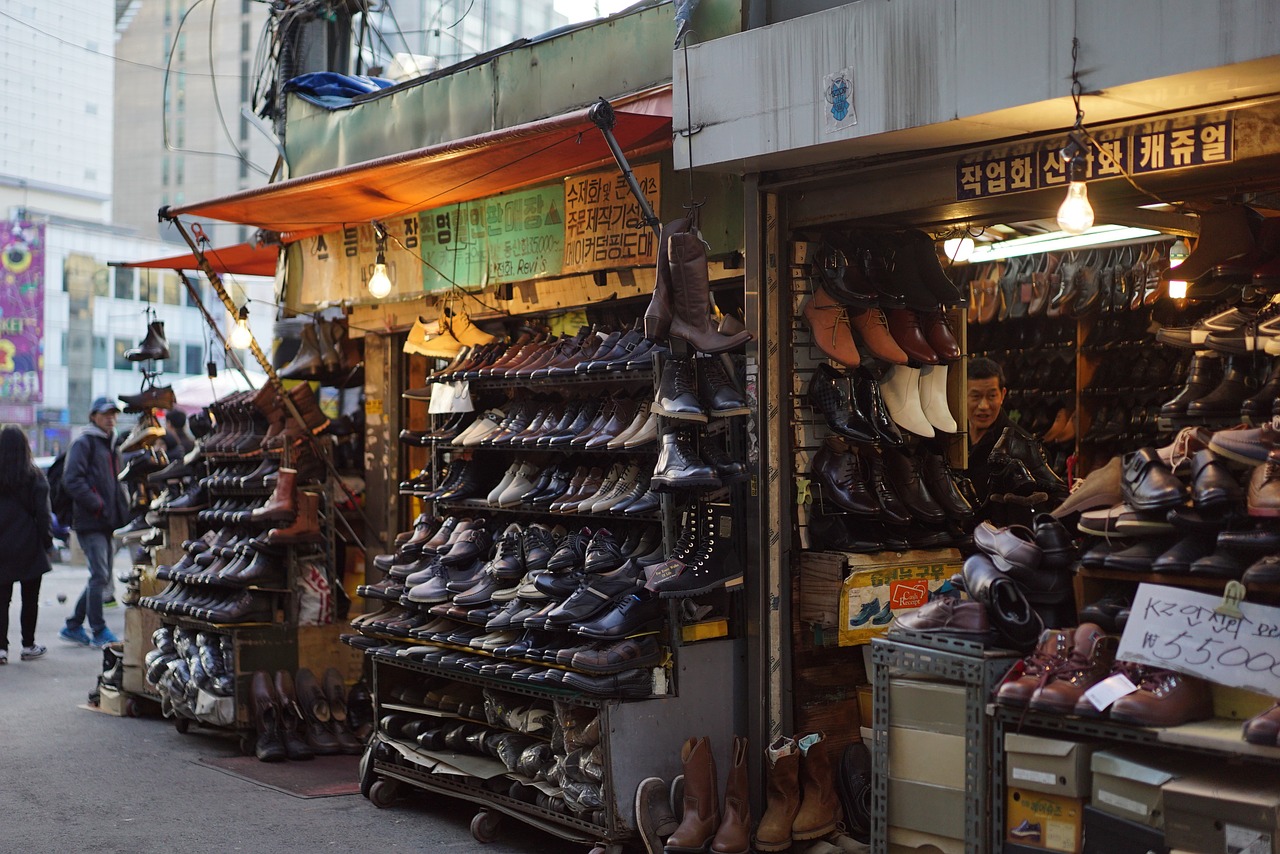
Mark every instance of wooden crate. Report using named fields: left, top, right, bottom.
left=297, top=623, right=365, bottom=683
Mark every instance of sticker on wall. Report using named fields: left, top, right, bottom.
left=822, top=67, right=857, bottom=134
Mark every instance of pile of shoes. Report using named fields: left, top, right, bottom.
left=247, top=667, right=364, bottom=762
left=144, top=627, right=235, bottom=724
left=346, top=517, right=668, bottom=698
left=278, top=315, right=362, bottom=387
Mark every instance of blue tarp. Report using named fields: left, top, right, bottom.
left=283, top=72, right=395, bottom=110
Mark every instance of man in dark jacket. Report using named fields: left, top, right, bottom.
left=59, top=397, right=128, bottom=648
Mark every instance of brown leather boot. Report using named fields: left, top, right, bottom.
left=287, top=382, right=331, bottom=434
left=250, top=670, right=287, bottom=762
left=710, top=735, right=750, bottom=854
left=265, top=491, right=322, bottom=545
left=803, top=285, right=862, bottom=368
left=667, top=223, right=753, bottom=354
left=1028, top=623, right=1117, bottom=714
left=664, top=736, right=719, bottom=853
left=996, top=627, right=1076, bottom=708
left=316, top=320, right=342, bottom=375
left=294, top=667, right=342, bottom=755
left=251, top=467, right=297, bottom=523
left=793, top=732, right=840, bottom=841
left=273, top=670, right=316, bottom=760
left=1108, top=669, right=1214, bottom=727
left=280, top=324, right=325, bottom=380
left=754, top=736, right=799, bottom=852
left=323, top=667, right=364, bottom=754
left=644, top=218, right=688, bottom=339
left=1243, top=702, right=1280, bottom=745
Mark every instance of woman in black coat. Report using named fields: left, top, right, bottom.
left=0, top=425, right=53, bottom=663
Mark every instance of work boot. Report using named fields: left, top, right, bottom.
left=294, top=667, right=342, bottom=755
left=273, top=670, right=316, bottom=760
left=323, top=667, right=364, bottom=754
left=1169, top=203, right=1258, bottom=286
left=287, top=382, right=331, bottom=435
left=1029, top=623, right=1118, bottom=714
left=803, top=284, right=862, bottom=367
left=664, top=736, right=718, bottom=854
left=754, top=736, right=800, bottom=852
left=250, top=468, right=297, bottom=523
left=250, top=670, right=287, bottom=762
left=125, top=320, right=170, bottom=361
left=995, top=627, right=1076, bottom=709
left=666, top=221, right=753, bottom=354
left=651, top=426, right=720, bottom=492
left=710, top=735, right=750, bottom=854
left=1186, top=353, right=1257, bottom=420
left=653, top=356, right=708, bottom=422
left=264, top=491, right=322, bottom=545
left=653, top=503, right=744, bottom=597
left=793, top=732, right=841, bottom=841
left=280, top=323, right=324, bottom=380
left=697, top=355, right=750, bottom=417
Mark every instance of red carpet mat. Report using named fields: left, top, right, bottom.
left=198, top=753, right=361, bottom=798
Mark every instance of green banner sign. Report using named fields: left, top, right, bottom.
left=419, top=184, right=565, bottom=292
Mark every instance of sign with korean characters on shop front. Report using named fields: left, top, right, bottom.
left=0, top=222, right=45, bottom=404
left=419, top=184, right=565, bottom=292
left=562, top=162, right=660, bottom=274
left=956, top=115, right=1233, bottom=201
left=295, top=217, right=424, bottom=305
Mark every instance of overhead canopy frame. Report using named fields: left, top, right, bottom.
left=109, top=241, right=281, bottom=278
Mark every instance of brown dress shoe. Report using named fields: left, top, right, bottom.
left=848, top=306, right=908, bottom=365
left=802, top=285, right=861, bottom=368
left=1108, top=669, right=1213, bottom=727
left=1247, top=449, right=1280, bottom=517
left=1243, top=702, right=1280, bottom=745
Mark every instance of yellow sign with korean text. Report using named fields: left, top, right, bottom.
left=837, top=551, right=962, bottom=646
left=563, top=162, right=660, bottom=274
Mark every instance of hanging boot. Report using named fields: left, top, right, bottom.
left=667, top=221, right=753, bottom=354
left=664, top=736, right=719, bottom=854
left=754, top=736, right=800, bottom=853
left=803, top=285, right=863, bottom=368
left=273, top=670, right=316, bottom=760
left=125, top=320, right=170, bottom=361
left=280, top=324, right=324, bottom=380
left=1169, top=203, right=1259, bottom=286
left=793, top=731, right=841, bottom=841
left=323, top=667, right=365, bottom=754
left=250, top=670, right=287, bottom=762
left=294, top=667, right=342, bottom=755
left=879, top=365, right=935, bottom=438
left=710, top=736, right=750, bottom=854
left=264, top=490, right=322, bottom=545
left=315, top=319, right=343, bottom=375
left=250, top=467, right=297, bottom=523
left=918, top=363, right=958, bottom=433
left=644, top=218, right=688, bottom=339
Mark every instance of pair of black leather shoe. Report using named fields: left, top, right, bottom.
left=807, top=362, right=903, bottom=446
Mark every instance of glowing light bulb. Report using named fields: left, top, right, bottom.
left=1056, top=181, right=1094, bottom=235
left=1169, top=238, right=1190, bottom=268
left=368, top=252, right=392, bottom=299
left=228, top=308, right=253, bottom=349
left=943, top=237, right=975, bottom=263
left=1168, top=279, right=1188, bottom=299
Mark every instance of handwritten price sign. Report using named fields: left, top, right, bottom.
left=1116, top=583, right=1280, bottom=698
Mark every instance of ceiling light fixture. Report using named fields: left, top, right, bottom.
left=368, top=222, right=392, bottom=299
left=1166, top=237, right=1192, bottom=298
left=963, top=225, right=1161, bottom=263
left=1056, top=39, right=1094, bottom=235
left=943, top=237, right=975, bottom=263
left=228, top=305, right=253, bottom=349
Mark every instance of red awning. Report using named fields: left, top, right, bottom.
left=165, top=88, right=673, bottom=235
left=111, top=242, right=280, bottom=277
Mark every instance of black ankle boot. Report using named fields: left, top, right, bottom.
left=650, top=426, right=720, bottom=492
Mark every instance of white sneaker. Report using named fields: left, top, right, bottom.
left=20, top=644, right=46, bottom=661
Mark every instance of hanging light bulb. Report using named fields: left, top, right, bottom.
left=228, top=306, right=253, bottom=349
left=1166, top=238, right=1192, bottom=299
left=1056, top=151, right=1094, bottom=235
left=943, top=236, right=975, bottom=263
left=368, top=250, right=392, bottom=299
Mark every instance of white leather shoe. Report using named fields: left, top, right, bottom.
left=919, top=364, right=958, bottom=433
left=879, top=365, right=934, bottom=438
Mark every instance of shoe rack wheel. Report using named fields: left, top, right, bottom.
left=174, top=716, right=191, bottom=734
left=123, top=697, right=139, bottom=717
left=470, top=809, right=502, bottom=843
left=238, top=733, right=256, bottom=756
left=369, top=779, right=400, bottom=809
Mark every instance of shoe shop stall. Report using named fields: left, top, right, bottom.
left=677, top=4, right=1280, bottom=854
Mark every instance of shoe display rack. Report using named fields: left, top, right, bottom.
left=869, top=631, right=1019, bottom=854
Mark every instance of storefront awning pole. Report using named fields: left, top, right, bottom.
left=174, top=271, right=256, bottom=388
left=163, top=212, right=371, bottom=552
left=589, top=98, right=662, bottom=238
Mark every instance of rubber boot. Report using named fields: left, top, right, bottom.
left=250, top=467, right=297, bottom=523
left=879, top=365, right=935, bottom=438
left=280, top=323, right=324, bottom=379
left=273, top=670, right=316, bottom=760
left=664, top=736, right=719, bottom=853
left=264, top=491, right=322, bottom=545
left=753, top=736, right=800, bottom=852
left=793, top=732, right=841, bottom=841
left=250, top=670, right=287, bottom=762
left=710, top=736, right=750, bottom=854
left=918, top=363, right=958, bottom=433
left=324, top=667, right=364, bottom=754
left=668, top=224, right=753, bottom=354
left=294, top=667, right=342, bottom=755
left=125, top=320, right=170, bottom=361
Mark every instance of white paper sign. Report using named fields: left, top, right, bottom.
left=1116, top=583, right=1280, bottom=699
left=822, top=67, right=857, bottom=133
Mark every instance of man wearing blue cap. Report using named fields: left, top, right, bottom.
left=59, top=397, right=128, bottom=648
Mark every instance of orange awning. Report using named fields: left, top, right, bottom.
left=111, top=242, right=280, bottom=277
left=165, top=89, right=673, bottom=235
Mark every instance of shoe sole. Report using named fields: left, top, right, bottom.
left=1208, top=439, right=1271, bottom=466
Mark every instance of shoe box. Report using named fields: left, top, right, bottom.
left=1081, top=805, right=1170, bottom=854
left=1004, top=733, right=1094, bottom=798
left=836, top=549, right=963, bottom=645
left=1089, top=748, right=1191, bottom=829
left=123, top=606, right=162, bottom=695
left=1006, top=786, right=1085, bottom=853
left=885, top=679, right=968, bottom=843
left=1163, top=769, right=1280, bottom=854
left=97, top=685, right=128, bottom=717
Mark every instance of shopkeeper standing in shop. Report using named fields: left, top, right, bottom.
left=966, top=356, right=1020, bottom=503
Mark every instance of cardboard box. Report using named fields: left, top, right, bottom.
left=1006, top=787, right=1085, bottom=853
left=1090, top=748, right=1187, bottom=829
left=1082, top=804, right=1170, bottom=854
left=98, top=686, right=126, bottom=716
left=857, top=683, right=873, bottom=728
left=1164, top=771, right=1280, bottom=854
left=837, top=549, right=962, bottom=645
left=890, top=727, right=966, bottom=788
left=123, top=606, right=161, bottom=668
left=296, top=623, right=365, bottom=683
left=889, top=778, right=965, bottom=838
left=888, top=826, right=964, bottom=854
left=1214, top=684, right=1277, bottom=720
left=887, top=678, right=967, bottom=735
left=1005, top=733, right=1094, bottom=797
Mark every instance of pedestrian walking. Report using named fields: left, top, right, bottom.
left=0, top=425, right=54, bottom=663
left=59, top=397, right=129, bottom=649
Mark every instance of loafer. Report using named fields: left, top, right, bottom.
left=1151, top=533, right=1216, bottom=574
left=1189, top=450, right=1242, bottom=511
left=973, top=522, right=1043, bottom=573
left=1102, top=538, right=1178, bottom=572
left=1120, top=448, right=1188, bottom=512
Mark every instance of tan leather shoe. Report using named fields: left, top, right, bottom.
left=848, top=306, right=908, bottom=365
left=802, top=285, right=861, bottom=368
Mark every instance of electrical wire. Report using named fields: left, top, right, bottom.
left=208, top=0, right=270, bottom=178
left=375, top=0, right=418, bottom=63
left=383, top=229, right=512, bottom=317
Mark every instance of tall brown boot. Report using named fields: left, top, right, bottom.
left=287, top=382, right=331, bottom=434
left=251, top=467, right=297, bottom=523
left=753, top=736, right=799, bottom=852
left=664, top=736, right=718, bottom=853
left=710, top=736, right=750, bottom=854
left=250, top=670, right=287, bottom=762
left=294, top=667, right=342, bottom=755
left=265, top=490, right=321, bottom=545
left=793, top=732, right=840, bottom=841
left=668, top=223, right=753, bottom=354
left=315, top=320, right=342, bottom=374
left=644, top=218, right=689, bottom=339
left=280, top=324, right=324, bottom=379
left=273, top=670, right=316, bottom=760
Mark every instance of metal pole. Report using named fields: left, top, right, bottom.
left=588, top=98, right=662, bottom=237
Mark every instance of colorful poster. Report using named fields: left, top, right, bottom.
left=563, top=162, right=661, bottom=274
left=419, top=184, right=565, bottom=292
left=0, top=222, right=44, bottom=404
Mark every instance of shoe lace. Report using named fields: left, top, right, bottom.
left=1162, top=426, right=1199, bottom=473
left=670, top=361, right=697, bottom=396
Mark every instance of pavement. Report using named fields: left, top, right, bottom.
left=0, top=551, right=573, bottom=854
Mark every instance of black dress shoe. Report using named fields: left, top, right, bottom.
left=881, top=446, right=946, bottom=524
left=807, top=363, right=878, bottom=444
left=1151, top=533, right=1217, bottom=574
left=1190, top=450, right=1243, bottom=511
left=807, top=513, right=884, bottom=553
left=570, top=594, right=662, bottom=640
left=562, top=668, right=652, bottom=698
left=1102, top=538, right=1179, bottom=572
left=1190, top=544, right=1253, bottom=578
left=1121, top=448, right=1188, bottom=512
